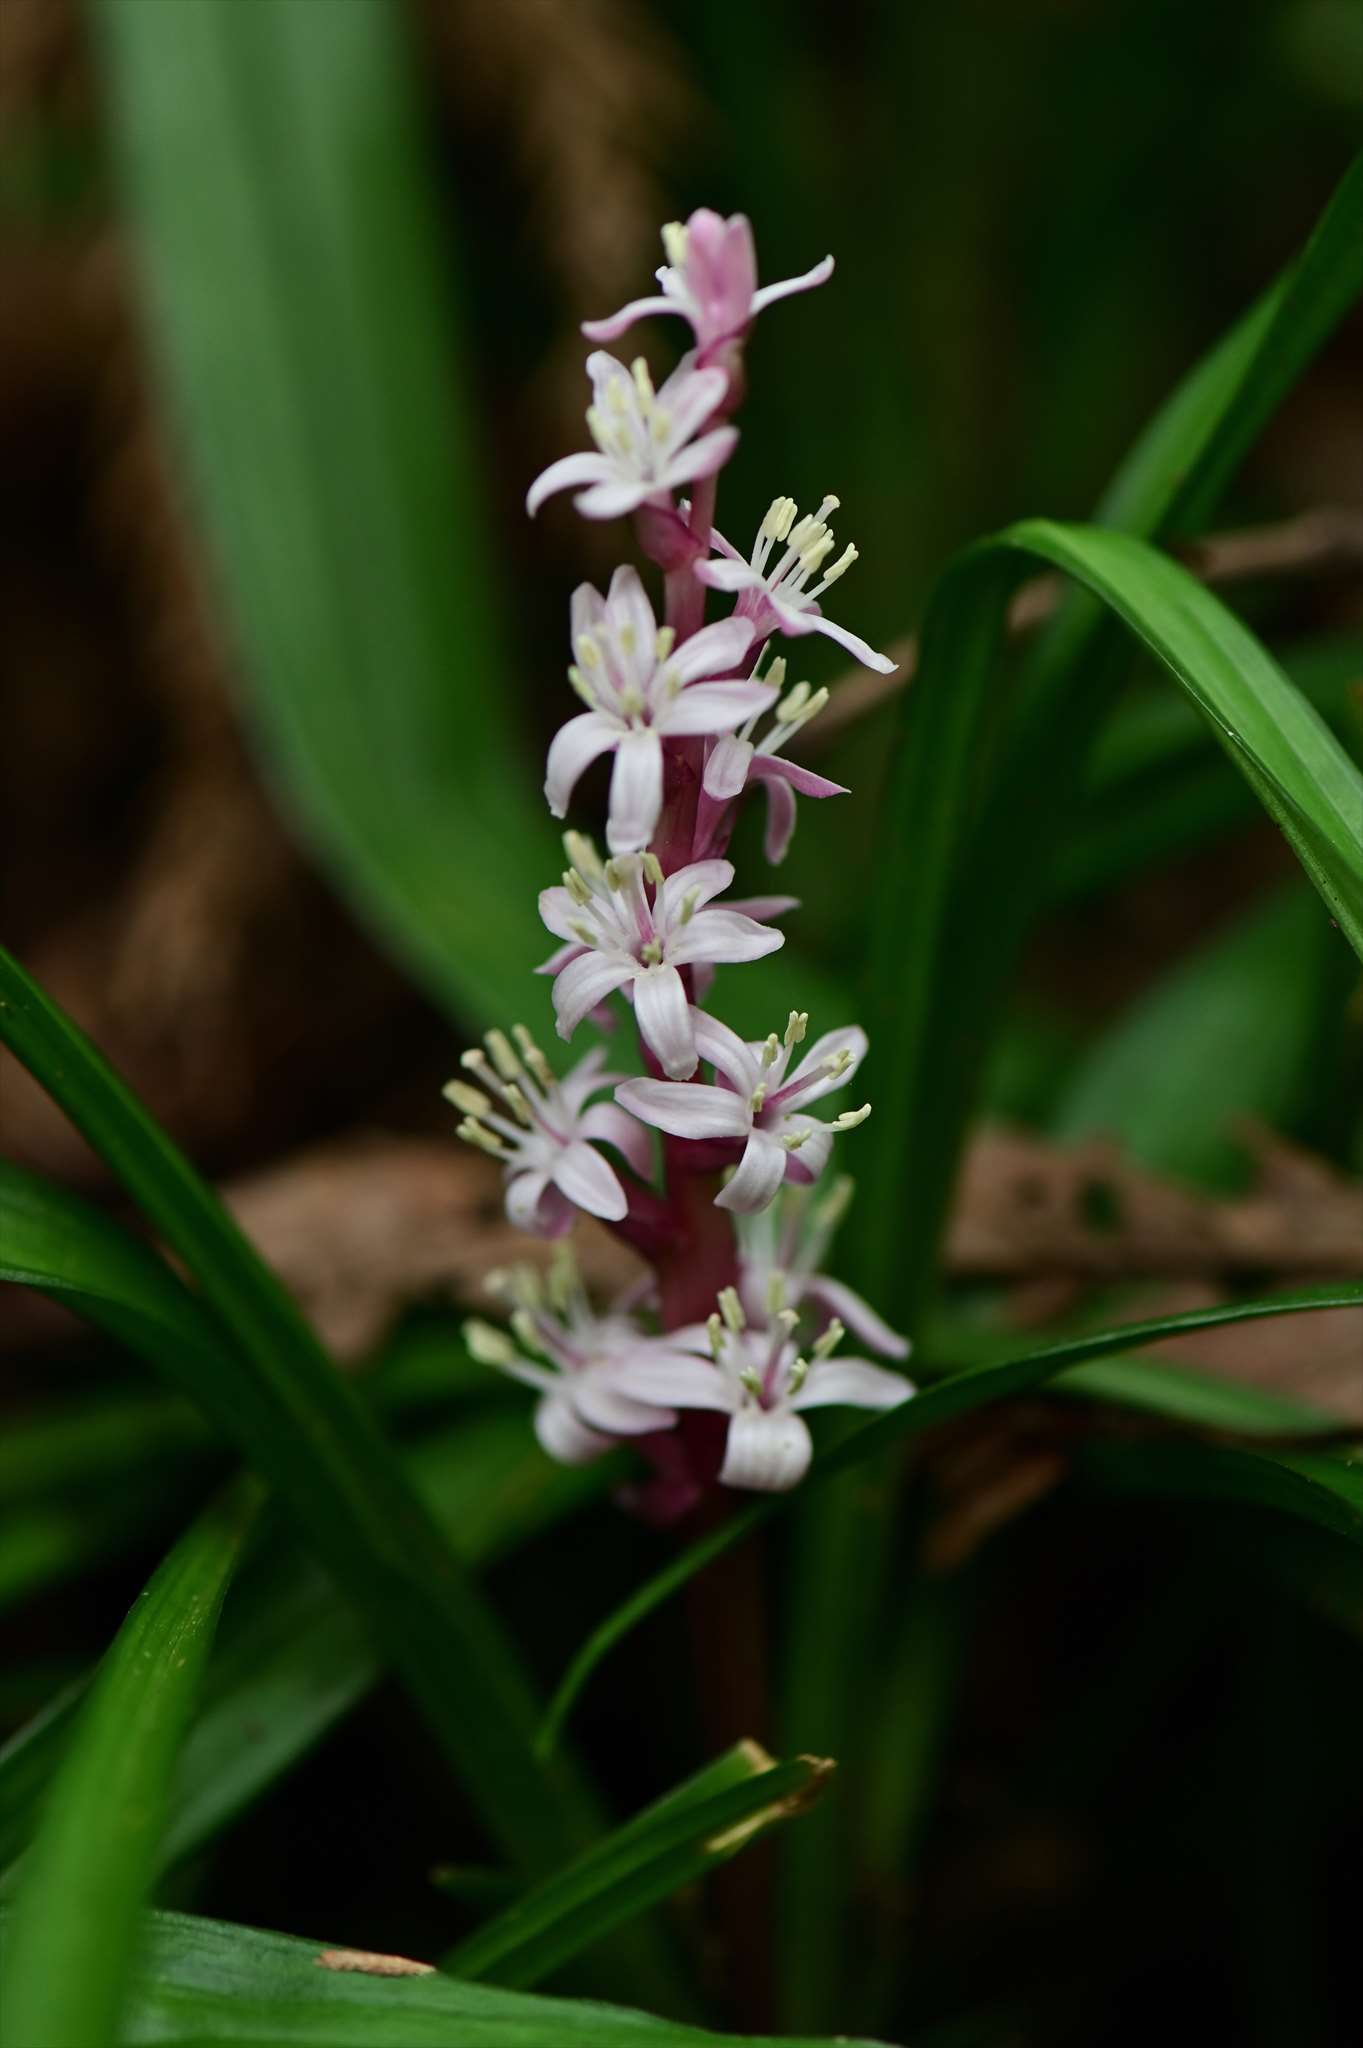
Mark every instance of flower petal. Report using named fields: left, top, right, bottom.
left=605, top=563, right=657, bottom=651
left=550, top=1140, right=628, bottom=1221
left=669, top=907, right=783, bottom=967
left=632, top=964, right=696, bottom=1078
left=555, top=1044, right=611, bottom=1114
left=526, top=451, right=614, bottom=518
left=803, top=1275, right=912, bottom=1360
left=750, top=754, right=849, bottom=799
left=577, top=1100, right=654, bottom=1178
left=552, top=951, right=635, bottom=1040
left=807, top=613, right=897, bottom=674
left=703, top=733, right=755, bottom=801
left=750, top=253, right=835, bottom=313
left=581, top=293, right=679, bottom=342
left=535, top=1389, right=614, bottom=1466
left=663, top=424, right=739, bottom=490
left=658, top=681, right=775, bottom=738
left=691, top=1008, right=761, bottom=1094
left=669, top=615, right=755, bottom=685
left=781, top=1116, right=834, bottom=1186
left=620, top=1357, right=738, bottom=1412
left=762, top=774, right=798, bottom=863
left=615, top=1077, right=750, bottom=1141
left=606, top=729, right=665, bottom=854
left=784, top=1025, right=868, bottom=1106
left=695, top=557, right=764, bottom=595
left=789, top=1357, right=914, bottom=1413
left=719, top=1405, right=812, bottom=1491
left=657, top=858, right=734, bottom=923
left=657, top=361, right=730, bottom=444
left=572, top=1373, right=675, bottom=1436
left=576, top=479, right=653, bottom=519
left=715, top=1128, right=789, bottom=1213
left=569, top=580, right=606, bottom=645
left=504, top=1167, right=552, bottom=1232
left=544, top=712, right=621, bottom=818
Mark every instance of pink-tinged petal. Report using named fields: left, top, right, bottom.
left=576, top=478, right=653, bottom=519
left=572, top=1374, right=674, bottom=1437
left=750, top=253, right=835, bottom=314
left=751, top=754, right=849, bottom=799
left=669, top=614, right=755, bottom=685
left=703, top=733, right=755, bottom=801
left=807, top=613, right=897, bottom=674
left=553, top=951, right=635, bottom=1039
left=585, top=350, right=633, bottom=405
left=725, top=893, right=798, bottom=921
left=782, top=1117, right=834, bottom=1187
left=789, top=1357, right=914, bottom=1414
left=550, top=1140, right=628, bottom=1221
left=535, top=1389, right=614, bottom=1466
left=804, top=1275, right=912, bottom=1360
left=720, top=1406, right=812, bottom=1491
left=606, top=729, right=665, bottom=854
left=537, top=939, right=586, bottom=976
left=504, top=1167, right=552, bottom=1232
left=664, top=425, right=739, bottom=490
left=544, top=712, right=621, bottom=818
left=538, top=884, right=587, bottom=946
left=669, top=908, right=783, bottom=967
left=657, top=857, right=734, bottom=923
left=762, top=775, right=798, bottom=863
left=715, top=1128, right=789, bottom=1213
left=581, top=293, right=679, bottom=342
left=605, top=563, right=657, bottom=649
left=526, top=451, right=615, bottom=518
left=707, top=522, right=745, bottom=564
left=615, top=1076, right=749, bottom=1141
left=695, top=557, right=765, bottom=595
left=691, top=1009, right=761, bottom=1095
left=658, top=362, right=730, bottom=443
left=556, top=1044, right=611, bottom=1113
left=632, top=964, right=696, bottom=1078
left=785, top=1025, right=868, bottom=1105
left=621, top=1357, right=738, bottom=1413
left=767, top=595, right=823, bottom=638
left=658, top=681, right=775, bottom=739
left=578, top=1100, right=654, bottom=1178
left=569, top=580, right=606, bottom=645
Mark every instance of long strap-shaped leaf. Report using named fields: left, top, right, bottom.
left=859, top=523, right=1363, bottom=1322
left=538, top=1284, right=1363, bottom=1753
left=0, top=1488, right=257, bottom=2048
left=0, top=948, right=596, bottom=1872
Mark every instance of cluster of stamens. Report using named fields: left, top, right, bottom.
left=444, top=1023, right=560, bottom=1160
left=587, top=356, right=674, bottom=466
left=753, top=494, right=859, bottom=607
left=567, top=616, right=679, bottom=723
left=703, top=1282, right=846, bottom=1407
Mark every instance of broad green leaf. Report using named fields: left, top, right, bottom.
left=82, top=1909, right=894, bottom=2047
left=0, top=949, right=597, bottom=1872
left=1052, top=885, right=1343, bottom=1188
left=538, top=1284, right=1363, bottom=1752
left=450, top=1743, right=833, bottom=1990
left=0, top=1488, right=257, bottom=2048
left=90, top=0, right=558, bottom=1028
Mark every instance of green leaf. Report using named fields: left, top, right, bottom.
left=450, top=1743, right=832, bottom=1990
left=0, top=950, right=597, bottom=1872
left=0, top=1488, right=257, bottom=2048
left=540, top=1284, right=1363, bottom=1752
left=1071, top=1438, right=1363, bottom=1543
left=89, top=0, right=559, bottom=1028
left=76, top=1908, right=895, bottom=2047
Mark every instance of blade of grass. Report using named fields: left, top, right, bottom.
left=538, top=1284, right=1363, bottom=1752
left=92, top=1908, right=894, bottom=2047
left=0, top=1485, right=258, bottom=2048
left=0, top=950, right=597, bottom=1871
left=448, top=1743, right=834, bottom=1990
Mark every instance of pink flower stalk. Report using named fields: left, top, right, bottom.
left=615, top=1008, right=871, bottom=1215
left=582, top=211, right=834, bottom=362
left=546, top=565, right=767, bottom=855
left=445, top=1030, right=649, bottom=1235
left=696, top=494, right=897, bottom=673
left=526, top=352, right=737, bottom=521
left=700, top=657, right=847, bottom=863
left=539, top=845, right=784, bottom=1080
left=620, top=1287, right=912, bottom=1492
left=464, top=1253, right=703, bottom=1465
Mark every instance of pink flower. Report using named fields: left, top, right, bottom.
left=464, top=1254, right=703, bottom=1466
left=546, top=565, right=767, bottom=855
left=617, top=1289, right=912, bottom=1492
left=701, top=661, right=847, bottom=863
left=615, top=1008, right=871, bottom=1214
left=445, top=1029, right=650, bottom=1236
left=526, top=352, right=737, bottom=521
left=735, top=1180, right=911, bottom=1361
left=696, top=494, right=896, bottom=673
left=539, top=846, right=783, bottom=1079
left=582, top=211, right=833, bottom=358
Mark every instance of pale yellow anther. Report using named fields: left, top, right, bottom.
left=618, top=623, right=637, bottom=656
left=766, top=1269, right=788, bottom=1315
left=642, top=851, right=665, bottom=887
left=822, top=544, right=858, bottom=585
left=832, top=1103, right=872, bottom=1132
left=706, top=1311, right=725, bottom=1360
left=799, top=531, right=836, bottom=575
left=776, top=1307, right=800, bottom=1337
left=661, top=220, right=689, bottom=268
left=564, top=868, right=592, bottom=907
left=776, top=681, right=811, bottom=722
left=485, top=1029, right=521, bottom=1081
left=548, top=1242, right=578, bottom=1314
left=787, top=1355, right=810, bottom=1395
left=575, top=634, right=601, bottom=669
left=563, top=830, right=602, bottom=877
left=567, top=665, right=597, bottom=709
left=785, top=1010, right=809, bottom=1048
left=750, top=1082, right=767, bottom=1115
left=460, top=1047, right=491, bottom=1077
left=823, top=1049, right=852, bottom=1079
left=655, top=626, right=676, bottom=660
left=782, top=1129, right=810, bottom=1152
left=619, top=686, right=644, bottom=718
left=604, top=857, right=626, bottom=891
left=651, top=410, right=671, bottom=442
left=760, top=1032, right=781, bottom=1069
left=630, top=357, right=654, bottom=403
left=443, top=1079, right=491, bottom=1119
left=501, top=1081, right=532, bottom=1126
left=763, top=496, right=798, bottom=543
left=813, top=1317, right=845, bottom=1361
left=765, top=654, right=788, bottom=690
left=514, top=1023, right=555, bottom=1090
left=510, top=1307, right=541, bottom=1354
left=465, top=1318, right=518, bottom=1366
left=677, top=885, right=700, bottom=925
left=457, top=1117, right=508, bottom=1160
left=571, top=920, right=596, bottom=947
left=719, top=1285, right=747, bottom=1333
left=739, top=1365, right=764, bottom=1399
left=640, top=939, right=664, bottom=966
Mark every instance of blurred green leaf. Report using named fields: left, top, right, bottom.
left=91, top=0, right=558, bottom=1028
left=0, top=1487, right=257, bottom=2048
left=0, top=948, right=597, bottom=1871
left=1052, top=885, right=1342, bottom=1187
left=84, top=1909, right=894, bottom=2047
left=450, top=1742, right=832, bottom=1989
left=1072, top=1438, right=1363, bottom=1541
